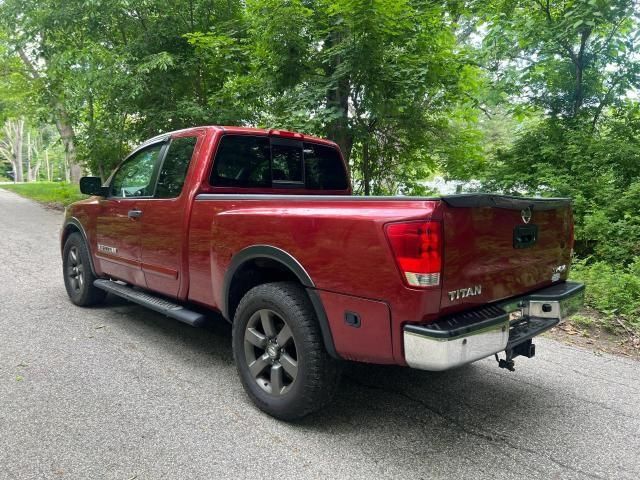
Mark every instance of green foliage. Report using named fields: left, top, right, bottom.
left=479, top=0, right=638, bottom=119
left=571, top=259, right=640, bottom=333
left=568, top=313, right=595, bottom=329
left=0, top=182, right=86, bottom=207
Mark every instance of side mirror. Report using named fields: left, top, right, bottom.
left=79, top=176, right=108, bottom=196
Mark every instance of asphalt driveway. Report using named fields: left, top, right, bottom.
left=0, top=188, right=638, bottom=479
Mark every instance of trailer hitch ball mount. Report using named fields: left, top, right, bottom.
left=495, top=339, right=536, bottom=372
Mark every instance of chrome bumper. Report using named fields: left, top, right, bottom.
left=403, top=281, right=585, bottom=371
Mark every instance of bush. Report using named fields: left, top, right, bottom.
left=570, top=258, right=640, bottom=334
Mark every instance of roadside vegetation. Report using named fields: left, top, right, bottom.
left=0, top=182, right=85, bottom=208
left=0, top=1, right=639, bottom=345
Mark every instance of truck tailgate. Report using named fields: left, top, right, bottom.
left=438, top=194, right=573, bottom=312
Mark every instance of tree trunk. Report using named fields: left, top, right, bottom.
left=54, top=102, right=82, bottom=183
left=45, top=148, right=51, bottom=181
left=29, top=133, right=42, bottom=181
left=64, top=157, right=70, bottom=183
left=26, top=131, right=32, bottom=182
left=14, top=119, right=24, bottom=182
left=573, top=29, right=591, bottom=117
left=325, top=29, right=353, bottom=170
left=18, top=48, right=83, bottom=183
left=0, top=119, right=26, bottom=182
left=363, top=139, right=370, bottom=196
left=326, top=76, right=353, bottom=168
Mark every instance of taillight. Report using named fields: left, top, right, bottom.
left=385, top=221, right=442, bottom=287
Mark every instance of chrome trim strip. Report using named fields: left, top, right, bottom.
left=195, top=193, right=439, bottom=201
left=195, top=193, right=571, bottom=205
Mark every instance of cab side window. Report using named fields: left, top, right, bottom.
left=155, top=136, right=198, bottom=198
left=110, top=143, right=163, bottom=198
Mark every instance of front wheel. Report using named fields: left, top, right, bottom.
left=232, top=282, right=341, bottom=420
left=62, top=232, right=106, bottom=306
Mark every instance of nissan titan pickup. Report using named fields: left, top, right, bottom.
left=61, top=126, right=585, bottom=420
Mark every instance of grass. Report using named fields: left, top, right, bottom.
left=570, top=258, right=640, bottom=337
left=0, top=182, right=87, bottom=208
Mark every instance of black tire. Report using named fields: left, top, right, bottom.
left=232, top=282, right=341, bottom=420
left=62, top=232, right=106, bottom=306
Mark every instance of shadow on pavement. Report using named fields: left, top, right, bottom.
left=94, top=293, right=558, bottom=445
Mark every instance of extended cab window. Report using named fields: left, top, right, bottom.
left=211, top=135, right=271, bottom=188
left=110, top=143, right=163, bottom=198
left=303, top=142, right=348, bottom=190
left=155, top=136, right=198, bottom=198
left=210, top=135, right=348, bottom=190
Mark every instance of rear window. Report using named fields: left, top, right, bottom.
left=272, top=141, right=303, bottom=184
left=210, top=135, right=347, bottom=190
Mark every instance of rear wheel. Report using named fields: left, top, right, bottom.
left=232, top=282, right=341, bottom=420
left=63, top=232, right=106, bottom=306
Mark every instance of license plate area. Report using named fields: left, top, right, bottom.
left=513, top=224, right=538, bottom=249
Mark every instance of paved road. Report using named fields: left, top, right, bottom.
left=0, top=188, right=639, bottom=480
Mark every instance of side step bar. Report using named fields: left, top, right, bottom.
left=94, top=279, right=206, bottom=327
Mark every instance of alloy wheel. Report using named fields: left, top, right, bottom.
left=244, top=309, right=298, bottom=396
left=66, top=246, right=84, bottom=293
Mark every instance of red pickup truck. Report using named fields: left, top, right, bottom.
left=61, top=126, right=584, bottom=419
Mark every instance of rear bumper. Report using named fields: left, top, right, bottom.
left=403, top=281, right=585, bottom=371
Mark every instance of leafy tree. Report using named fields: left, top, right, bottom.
left=479, top=0, right=639, bottom=123
left=196, top=0, right=484, bottom=194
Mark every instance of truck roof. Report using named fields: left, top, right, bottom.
left=142, top=126, right=339, bottom=149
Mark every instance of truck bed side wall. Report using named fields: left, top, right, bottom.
left=187, top=198, right=442, bottom=365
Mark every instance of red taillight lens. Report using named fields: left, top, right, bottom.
left=385, top=221, right=442, bottom=287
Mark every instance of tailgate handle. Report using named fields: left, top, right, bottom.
left=513, top=225, right=538, bottom=249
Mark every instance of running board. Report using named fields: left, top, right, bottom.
left=94, top=279, right=206, bottom=327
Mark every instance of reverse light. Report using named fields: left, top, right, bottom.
left=385, top=221, right=442, bottom=287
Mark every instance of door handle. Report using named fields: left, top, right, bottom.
left=128, top=209, right=143, bottom=219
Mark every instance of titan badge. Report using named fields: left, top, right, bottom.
left=448, top=284, right=482, bottom=302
